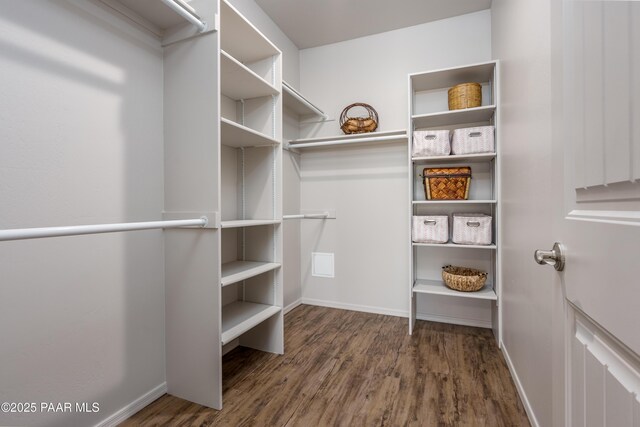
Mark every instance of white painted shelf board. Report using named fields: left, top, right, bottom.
left=413, top=279, right=497, bottom=301
left=220, top=219, right=281, bottom=228
left=412, top=153, right=496, bottom=164
left=288, top=129, right=407, bottom=149
left=221, top=261, right=281, bottom=287
left=220, top=0, right=279, bottom=63
left=282, top=81, right=325, bottom=118
left=413, top=242, right=497, bottom=250
left=105, top=0, right=203, bottom=33
left=221, top=118, right=280, bottom=148
left=221, top=301, right=281, bottom=345
left=412, top=105, right=495, bottom=128
left=410, top=61, right=497, bottom=92
left=221, top=51, right=279, bottom=101
left=413, top=200, right=497, bottom=205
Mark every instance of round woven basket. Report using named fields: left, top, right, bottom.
left=448, top=82, right=482, bottom=110
left=442, top=265, right=487, bottom=292
left=340, top=103, right=378, bottom=134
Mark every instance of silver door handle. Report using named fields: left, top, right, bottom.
left=534, top=242, right=565, bottom=271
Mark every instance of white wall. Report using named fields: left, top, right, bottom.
left=297, top=11, right=493, bottom=322
left=492, top=1, right=554, bottom=426
left=0, top=2, right=165, bottom=426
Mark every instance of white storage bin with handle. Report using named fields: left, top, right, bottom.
left=451, top=125, right=494, bottom=154
left=452, top=214, right=492, bottom=245
left=412, top=215, right=449, bottom=244
left=412, top=130, right=450, bottom=157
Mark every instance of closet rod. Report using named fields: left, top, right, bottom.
left=289, top=134, right=403, bottom=149
left=160, top=0, right=207, bottom=32
left=0, top=217, right=209, bottom=242
left=283, top=213, right=329, bottom=220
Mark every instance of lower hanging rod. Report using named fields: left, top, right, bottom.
left=283, top=213, right=329, bottom=220
left=0, top=217, right=209, bottom=242
left=160, top=0, right=207, bottom=32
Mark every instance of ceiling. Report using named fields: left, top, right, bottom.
left=254, top=0, right=492, bottom=49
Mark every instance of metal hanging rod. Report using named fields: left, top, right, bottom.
left=0, top=217, right=210, bottom=242
left=160, top=0, right=207, bottom=32
left=282, top=82, right=327, bottom=119
left=283, top=213, right=329, bottom=220
left=288, top=134, right=406, bottom=149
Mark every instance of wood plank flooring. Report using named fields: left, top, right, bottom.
left=122, top=305, right=530, bottom=426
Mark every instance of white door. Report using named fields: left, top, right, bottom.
left=550, top=1, right=640, bottom=425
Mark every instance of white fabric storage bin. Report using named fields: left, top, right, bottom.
left=452, top=214, right=492, bottom=245
left=412, top=130, right=450, bottom=157
left=451, top=126, right=495, bottom=154
left=412, top=215, right=449, bottom=244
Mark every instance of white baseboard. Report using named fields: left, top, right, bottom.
left=300, top=298, right=490, bottom=329
left=501, top=343, right=540, bottom=427
left=94, top=382, right=166, bottom=427
left=301, top=298, right=407, bottom=318
left=284, top=299, right=302, bottom=315
left=416, top=312, right=492, bottom=329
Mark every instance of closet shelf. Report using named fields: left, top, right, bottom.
left=413, top=242, right=497, bottom=250
left=221, top=301, right=281, bottom=345
left=221, top=0, right=280, bottom=63
left=103, top=0, right=208, bottom=36
left=413, top=200, right=497, bottom=205
left=221, top=118, right=280, bottom=148
left=410, top=61, right=496, bottom=92
left=412, top=105, right=495, bottom=128
left=220, top=219, right=281, bottom=228
left=221, top=261, right=281, bottom=287
left=221, top=50, right=279, bottom=101
left=413, top=279, right=497, bottom=301
left=412, top=153, right=496, bottom=164
left=288, top=129, right=407, bottom=149
left=282, top=81, right=326, bottom=118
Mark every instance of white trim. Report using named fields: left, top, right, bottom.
left=301, top=298, right=407, bottom=318
left=284, top=299, right=302, bottom=314
left=301, top=298, right=490, bottom=328
left=416, top=313, right=492, bottom=329
left=501, top=343, right=540, bottom=427
left=94, top=382, right=166, bottom=427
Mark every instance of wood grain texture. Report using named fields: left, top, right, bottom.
left=122, top=305, right=530, bottom=427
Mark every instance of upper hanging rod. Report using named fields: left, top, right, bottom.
left=0, top=217, right=210, bottom=242
left=282, top=82, right=327, bottom=119
left=283, top=213, right=329, bottom=220
left=160, top=0, right=207, bottom=32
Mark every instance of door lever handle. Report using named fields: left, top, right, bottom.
left=534, top=242, right=565, bottom=271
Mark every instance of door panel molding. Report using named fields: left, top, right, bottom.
left=569, top=306, right=640, bottom=426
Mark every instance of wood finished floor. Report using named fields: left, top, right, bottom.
left=122, top=305, right=530, bottom=427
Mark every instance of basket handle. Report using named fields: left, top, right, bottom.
left=466, top=221, right=481, bottom=227
left=469, top=132, right=482, bottom=137
left=339, top=103, right=379, bottom=125
left=423, top=220, right=437, bottom=225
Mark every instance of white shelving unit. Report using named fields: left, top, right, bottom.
left=221, top=261, right=281, bottom=287
left=288, top=129, right=408, bottom=150
left=408, top=61, right=501, bottom=339
left=100, top=0, right=215, bottom=44
left=282, top=81, right=326, bottom=118
left=218, top=1, right=284, bottom=408
left=220, top=118, right=280, bottom=148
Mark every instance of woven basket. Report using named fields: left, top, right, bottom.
left=340, top=103, right=378, bottom=134
left=442, top=265, right=488, bottom=292
left=422, top=167, right=471, bottom=200
left=448, top=83, right=482, bottom=110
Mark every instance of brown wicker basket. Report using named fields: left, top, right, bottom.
left=448, top=83, right=482, bottom=110
left=340, top=103, right=378, bottom=134
left=442, top=265, right=488, bottom=292
left=422, top=167, right=471, bottom=200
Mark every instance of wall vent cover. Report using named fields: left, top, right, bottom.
left=312, top=252, right=334, bottom=278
